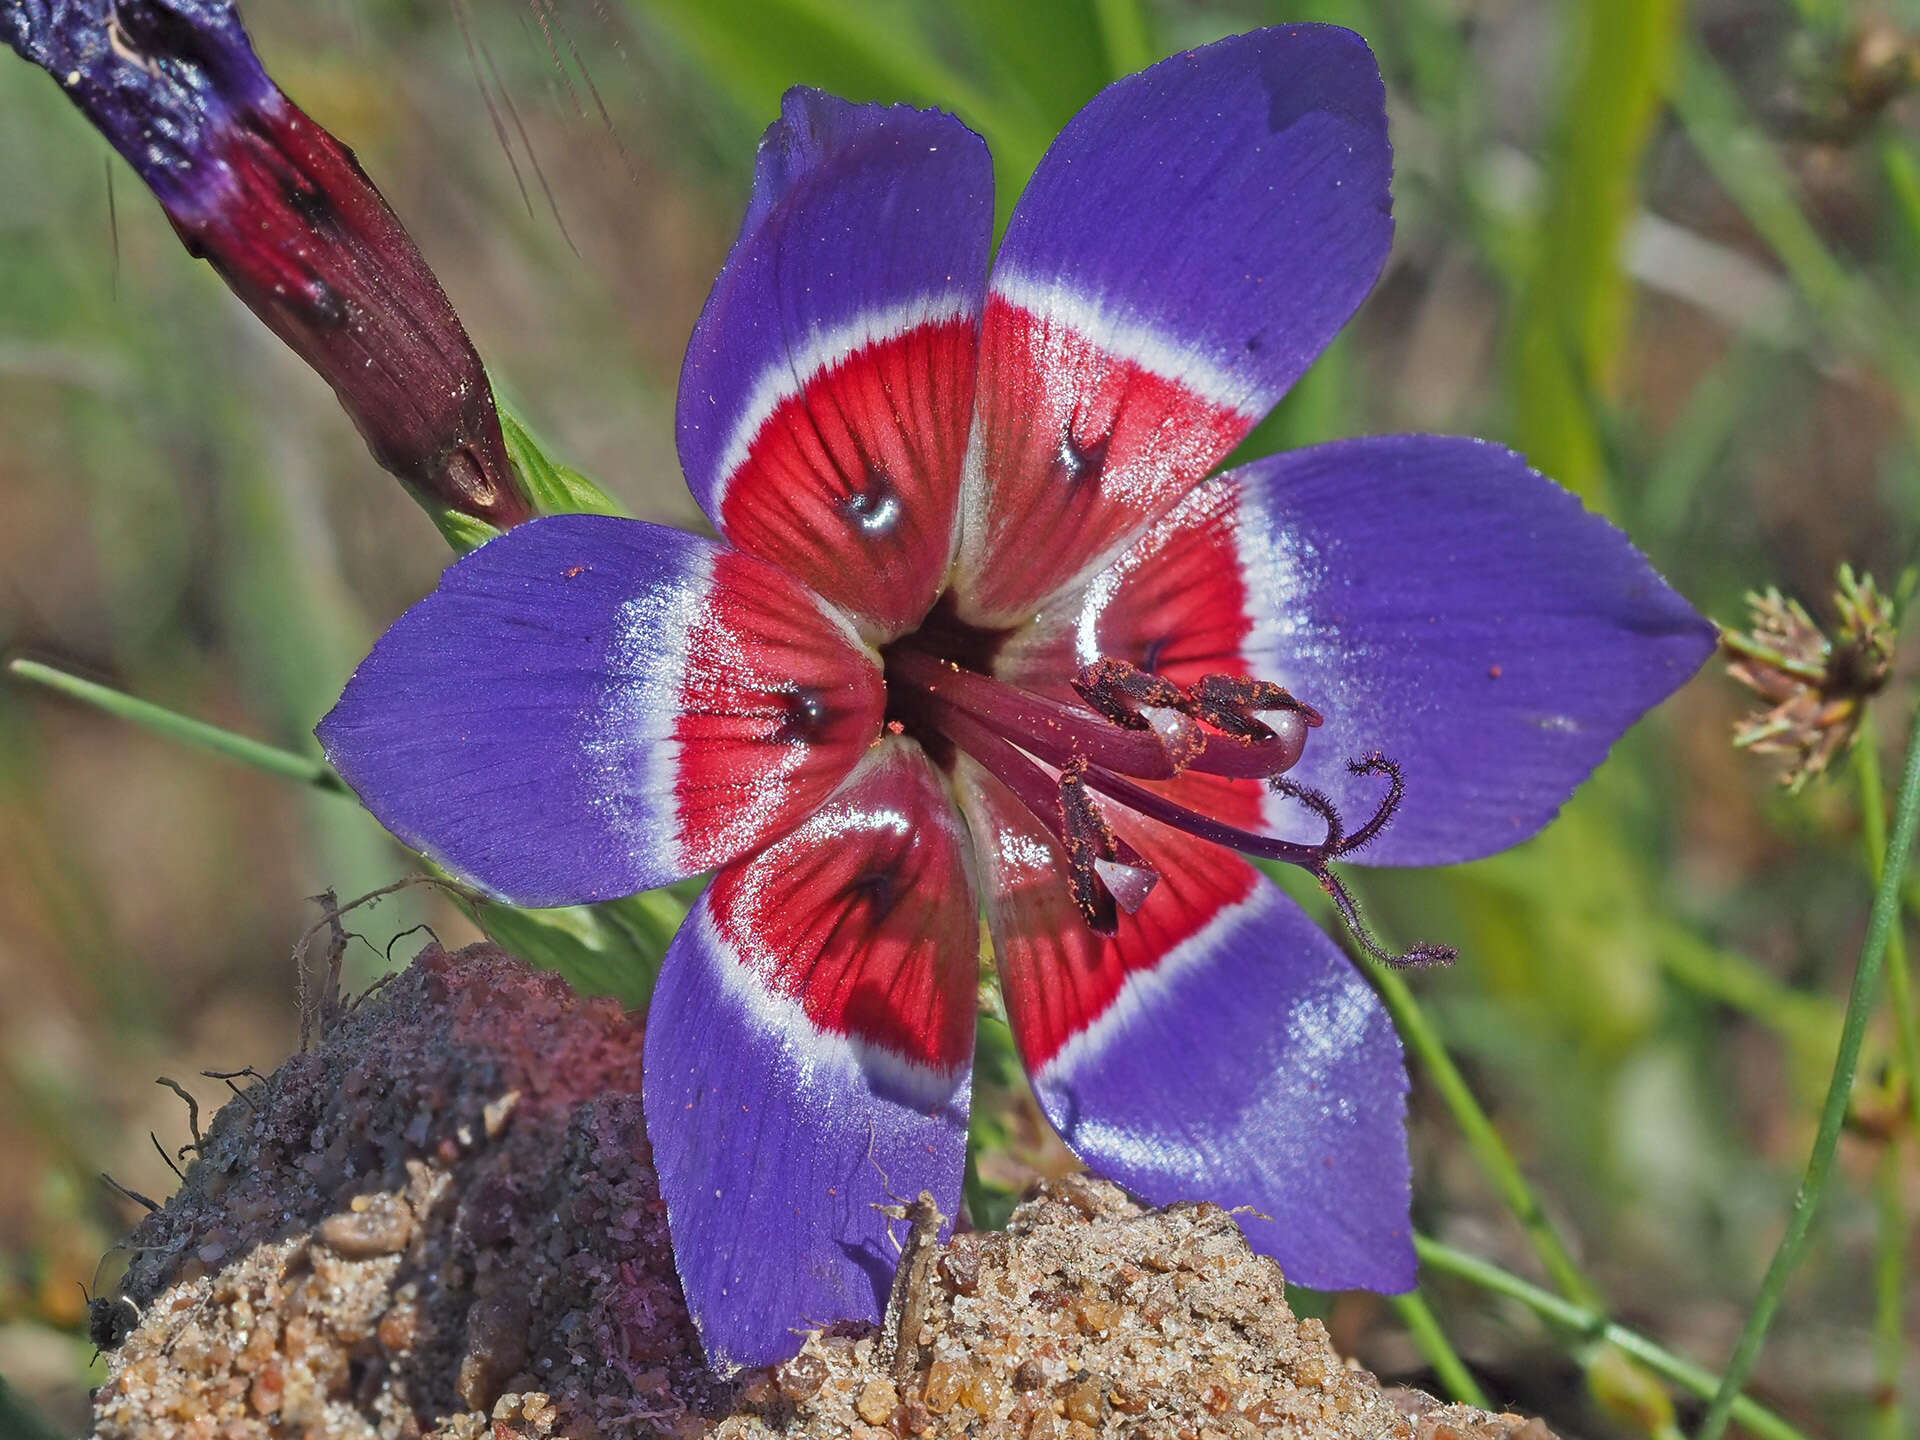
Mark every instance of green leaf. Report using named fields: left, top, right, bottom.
left=430, top=507, right=503, bottom=556
left=462, top=888, right=690, bottom=1009
left=497, top=405, right=632, bottom=520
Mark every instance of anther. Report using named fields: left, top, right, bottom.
left=1184, top=674, right=1324, bottom=741
left=1073, top=659, right=1207, bottom=774
left=1058, top=759, right=1156, bottom=934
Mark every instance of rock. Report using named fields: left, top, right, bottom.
left=90, top=943, right=1555, bottom=1440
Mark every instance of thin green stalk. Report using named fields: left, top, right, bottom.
left=1697, top=697, right=1920, bottom=1440
left=1851, top=718, right=1913, bottom=1440
left=8, top=658, right=346, bottom=793
left=1414, top=1235, right=1808, bottom=1440
left=1855, top=717, right=1920, bottom=1127
left=1368, top=962, right=1604, bottom=1311
left=1390, top=1290, right=1490, bottom=1408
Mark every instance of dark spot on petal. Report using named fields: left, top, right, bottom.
left=1056, top=425, right=1113, bottom=486
left=774, top=686, right=830, bottom=745
left=840, top=459, right=900, bottom=537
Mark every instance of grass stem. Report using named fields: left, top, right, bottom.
left=1413, top=1236, right=1809, bottom=1440
left=7, top=658, right=347, bottom=795
left=1696, top=697, right=1920, bottom=1440
left=1390, top=1291, right=1490, bottom=1409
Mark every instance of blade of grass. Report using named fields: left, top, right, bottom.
left=1696, top=695, right=1920, bottom=1440
left=1512, top=0, right=1682, bottom=514
left=1413, top=1235, right=1810, bottom=1440
left=8, top=658, right=347, bottom=794
left=1390, top=1290, right=1490, bottom=1408
left=1090, top=0, right=1154, bottom=80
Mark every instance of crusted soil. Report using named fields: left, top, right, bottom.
left=91, top=943, right=1553, bottom=1440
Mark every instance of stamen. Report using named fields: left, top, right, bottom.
left=927, top=698, right=1160, bottom=930
left=889, top=650, right=1308, bottom=781
left=1183, top=674, right=1323, bottom=741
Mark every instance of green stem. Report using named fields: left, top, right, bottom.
left=1414, top=1236, right=1809, bottom=1440
left=1390, top=1291, right=1490, bottom=1408
left=7, top=658, right=346, bottom=794
left=1852, top=718, right=1913, bottom=1440
left=1855, top=716, right=1920, bottom=1129
left=1696, top=697, right=1920, bottom=1440
left=1369, top=963, right=1604, bottom=1311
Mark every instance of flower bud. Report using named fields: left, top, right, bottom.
left=4, top=0, right=531, bottom=530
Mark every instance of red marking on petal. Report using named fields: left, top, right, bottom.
left=720, top=319, right=976, bottom=638
left=958, top=757, right=1258, bottom=1070
left=957, top=296, right=1251, bottom=623
left=674, top=549, right=885, bottom=873
left=705, top=741, right=978, bottom=1073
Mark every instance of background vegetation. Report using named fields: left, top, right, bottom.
left=2, top=1, right=1918, bottom=1435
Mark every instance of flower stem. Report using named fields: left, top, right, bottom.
left=1850, top=715, right=1913, bottom=1440
left=1367, top=962, right=1603, bottom=1311
left=7, top=658, right=346, bottom=794
left=1695, top=696, right=1920, bottom=1440
left=1390, top=1291, right=1489, bottom=1408
left=1854, top=715, right=1920, bottom=1130
left=1413, top=1236, right=1809, bottom=1440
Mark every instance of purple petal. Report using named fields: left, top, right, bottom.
left=954, top=757, right=1413, bottom=1292
left=645, top=742, right=977, bottom=1371
left=677, top=90, right=993, bottom=638
left=954, top=24, right=1393, bottom=623
left=1000, top=435, right=1715, bottom=866
left=1235, top=437, right=1715, bottom=864
left=317, top=516, right=883, bottom=906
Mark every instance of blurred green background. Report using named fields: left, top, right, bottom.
left=3, top=0, right=1918, bottom=1435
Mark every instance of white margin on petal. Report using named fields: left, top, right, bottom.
left=988, top=268, right=1267, bottom=418
left=710, top=291, right=978, bottom=512
left=1034, top=878, right=1276, bottom=1087
left=695, top=898, right=968, bottom=1113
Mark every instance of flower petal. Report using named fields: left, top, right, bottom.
left=317, top=516, right=883, bottom=905
left=645, top=740, right=977, bottom=1370
left=954, top=756, right=1413, bottom=1291
left=999, top=435, right=1716, bottom=866
left=677, top=90, right=993, bottom=639
left=953, top=24, right=1393, bottom=623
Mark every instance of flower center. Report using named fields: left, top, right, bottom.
left=880, top=597, right=1453, bottom=965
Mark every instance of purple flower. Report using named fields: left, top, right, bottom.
left=318, top=26, right=1713, bottom=1371
left=3, top=0, right=528, bottom=528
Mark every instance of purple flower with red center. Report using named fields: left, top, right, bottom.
left=318, top=26, right=1713, bottom=1371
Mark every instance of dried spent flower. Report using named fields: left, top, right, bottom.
left=1722, top=564, right=1899, bottom=790
left=2, top=0, right=530, bottom=532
